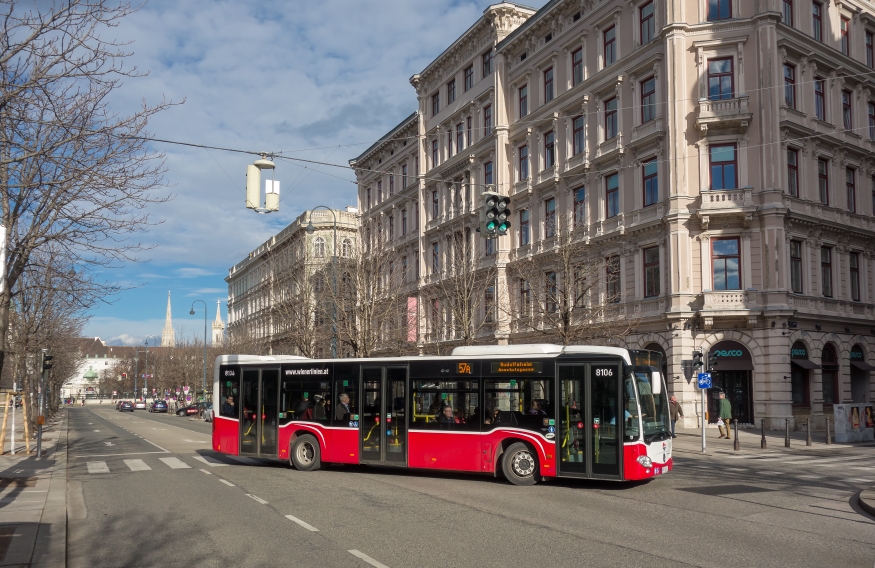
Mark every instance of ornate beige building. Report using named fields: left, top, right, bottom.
left=350, top=0, right=875, bottom=429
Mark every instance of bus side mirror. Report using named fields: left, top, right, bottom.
left=651, top=372, right=662, bottom=395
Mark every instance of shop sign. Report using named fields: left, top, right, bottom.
left=850, top=346, right=864, bottom=361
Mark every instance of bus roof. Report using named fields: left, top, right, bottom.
left=452, top=344, right=632, bottom=364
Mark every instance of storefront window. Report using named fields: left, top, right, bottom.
left=821, top=344, right=839, bottom=405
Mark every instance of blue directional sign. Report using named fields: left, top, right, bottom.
left=697, top=372, right=712, bottom=389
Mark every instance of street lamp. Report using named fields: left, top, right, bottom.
left=305, top=206, right=338, bottom=358
left=190, top=300, right=207, bottom=400
left=144, top=335, right=156, bottom=400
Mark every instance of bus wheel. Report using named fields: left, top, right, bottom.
left=502, top=442, right=538, bottom=486
left=290, top=434, right=321, bottom=472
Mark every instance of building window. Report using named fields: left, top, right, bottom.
left=432, top=242, right=440, bottom=273
left=402, top=256, right=408, bottom=283
left=604, top=97, right=618, bottom=139
left=447, top=130, right=453, bottom=158
left=466, top=116, right=472, bottom=146
left=814, top=77, right=826, bottom=121
left=842, top=90, right=852, bottom=130
left=519, top=209, right=530, bottom=246
left=456, top=123, right=464, bottom=152
left=544, top=67, right=554, bottom=103
left=850, top=252, right=861, bottom=301
left=544, top=198, right=556, bottom=238
left=606, top=172, right=620, bottom=218
left=867, top=32, right=874, bottom=68
left=787, top=148, right=799, bottom=197
left=606, top=256, right=621, bottom=303
left=484, top=287, right=494, bottom=322
left=401, top=209, right=408, bottom=235
left=314, top=237, right=325, bottom=258
left=447, top=79, right=456, bottom=104
left=640, top=1, right=655, bottom=44
left=709, top=144, right=737, bottom=190
left=821, top=344, right=838, bottom=405
left=818, top=158, right=829, bottom=205
left=604, top=26, right=616, bottom=67
left=464, top=65, right=474, bottom=91
left=545, top=271, right=558, bottom=312
left=544, top=131, right=555, bottom=168
left=388, top=217, right=394, bottom=240
left=520, top=279, right=531, bottom=312
left=783, top=0, right=793, bottom=26
left=869, top=102, right=875, bottom=139
left=519, top=145, right=529, bottom=181
left=707, top=58, right=734, bottom=100
left=574, top=187, right=586, bottom=226
left=821, top=246, right=832, bottom=297
left=415, top=156, right=419, bottom=177
left=712, top=238, right=741, bottom=291
left=643, top=159, right=658, bottom=207
left=432, top=93, right=439, bottom=116
left=641, top=76, right=656, bottom=123
left=431, top=140, right=439, bottom=168
left=377, top=180, right=383, bottom=201
left=414, top=201, right=418, bottom=229
left=519, top=85, right=528, bottom=118
left=432, top=190, right=439, bottom=219
left=483, top=105, right=492, bottom=137
left=783, top=64, right=796, bottom=108
left=790, top=240, right=803, bottom=293
left=482, top=50, right=493, bottom=77
left=485, top=238, right=494, bottom=256
left=812, top=2, right=823, bottom=42
left=389, top=175, right=394, bottom=197
left=572, top=116, right=584, bottom=155
left=572, top=48, right=583, bottom=86
left=847, top=168, right=856, bottom=213
left=841, top=17, right=850, bottom=56
left=708, top=0, right=731, bottom=20
left=643, top=246, right=660, bottom=297
left=366, top=187, right=371, bottom=210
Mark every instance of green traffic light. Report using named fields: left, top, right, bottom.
left=486, top=220, right=497, bottom=231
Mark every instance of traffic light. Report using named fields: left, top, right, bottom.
left=708, top=352, right=718, bottom=370
left=692, top=350, right=703, bottom=370
left=479, top=191, right=511, bottom=238
left=122, top=373, right=127, bottom=379
left=42, top=354, right=53, bottom=372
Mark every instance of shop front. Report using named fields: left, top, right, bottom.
left=849, top=345, right=874, bottom=403
left=707, top=340, right=754, bottom=425
left=790, top=341, right=819, bottom=414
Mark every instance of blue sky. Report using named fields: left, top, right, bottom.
left=84, top=0, right=505, bottom=345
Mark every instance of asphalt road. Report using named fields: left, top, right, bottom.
left=65, top=407, right=875, bottom=568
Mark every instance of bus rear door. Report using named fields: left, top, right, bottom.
left=239, top=368, right=279, bottom=458
left=360, top=366, right=408, bottom=466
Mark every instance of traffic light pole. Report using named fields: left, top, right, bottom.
left=701, top=387, right=706, bottom=453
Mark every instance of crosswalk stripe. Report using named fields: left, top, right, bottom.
left=159, top=457, right=191, bottom=469
left=87, top=461, right=109, bottom=474
left=229, top=455, right=260, bottom=466
left=192, top=456, right=229, bottom=467
left=842, top=478, right=874, bottom=483
left=124, top=459, right=151, bottom=472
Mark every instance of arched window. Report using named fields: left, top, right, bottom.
left=314, top=276, right=324, bottom=293
left=821, top=344, right=839, bottom=405
left=342, top=238, right=352, bottom=257
left=314, top=237, right=325, bottom=258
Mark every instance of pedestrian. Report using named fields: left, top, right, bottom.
left=717, top=391, right=732, bottom=439
left=669, top=395, right=684, bottom=438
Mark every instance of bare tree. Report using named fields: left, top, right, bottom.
left=0, top=0, right=173, bottom=375
left=504, top=214, right=636, bottom=345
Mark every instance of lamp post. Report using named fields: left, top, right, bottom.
left=190, top=300, right=208, bottom=400
left=144, top=335, right=156, bottom=400
left=133, top=348, right=139, bottom=401
left=305, top=206, right=337, bottom=358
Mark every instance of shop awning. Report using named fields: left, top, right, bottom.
left=711, top=359, right=754, bottom=371
left=791, top=359, right=821, bottom=370
left=851, top=361, right=875, bottom=371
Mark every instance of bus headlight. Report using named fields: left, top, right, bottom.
left=636, top=455, right=652, bottom=468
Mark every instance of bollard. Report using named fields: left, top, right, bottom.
left=785, top=417, right=791, bottom=448
left=760, top=418, right=767, bottom=449
left=825, top=417, right=831, bottom=445
left=733, top=418, right=740, bottom=451
left=806, top=419, right=812, bottom=446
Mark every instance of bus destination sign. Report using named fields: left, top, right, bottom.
left=492, top=361, right=542, bottom=374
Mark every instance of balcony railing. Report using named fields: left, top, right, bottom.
left=700, top=187, right=754, bottom=212
left=695, top=95, right=752, bottom=134
left=630, top=116, right=664, bottom=143
left=702, top=290, right=756, bottom=310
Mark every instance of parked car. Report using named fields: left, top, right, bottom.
left=201, top=402, right=214, bottom=422
left=117, top=400, right=131, bottom=411
left=134, top=400, right=147, bottom=410
left=176, top=404, right=200, bottom=417
left=119, top=401, right=134, bottom=412
left=149, top=400, right=168, bottom=413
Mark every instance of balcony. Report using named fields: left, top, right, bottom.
left=630, top=116, right=665, bottom=144
left=535, top=165, right=559, bottom=188
left=695, top=96, right=752, bottom=135
left=779, top=105, right=806, bottom=129
left=595, top=133, right=624, bottom=160
left=697, top=187, right=755, bottom=229
left=564, top=150, right=589, bottom=173
left=788, top=295, right=874, bottom=318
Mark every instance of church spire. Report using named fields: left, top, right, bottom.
left=212, top=299, right=225, bottom=345
left=161, top=291, right=176, bottom=347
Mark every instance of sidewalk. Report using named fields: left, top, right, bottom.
left=0, top=410, right=67, bottom=567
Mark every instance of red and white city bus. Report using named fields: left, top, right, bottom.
left=211, top=344, right=672, bottom=485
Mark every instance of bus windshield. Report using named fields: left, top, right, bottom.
left=632, top=367, right=670, bottom=442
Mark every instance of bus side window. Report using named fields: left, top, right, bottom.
left=218, top=366, right=239, bottom=418
left=333, top=377, right=357, bottom=426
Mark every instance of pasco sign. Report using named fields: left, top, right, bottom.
left=709, top=340, right=754, bottom=371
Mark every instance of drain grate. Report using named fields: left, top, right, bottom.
left=677, top=484, right=775, bottom=496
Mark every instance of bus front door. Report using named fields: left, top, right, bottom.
left=360, top=366, right=408, bottom=466
left=239, top=368, right=279, bottom=458
left=557, top=363, right=622, bottom=480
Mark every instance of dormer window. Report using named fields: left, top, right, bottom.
left=520, top=52, right=527, bottom=62
left=544, top=33, right=552, bottom=43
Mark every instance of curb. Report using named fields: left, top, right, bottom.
left=858, top=488, right=875, bottom=519
left=31, top=409, right=67, bottom=567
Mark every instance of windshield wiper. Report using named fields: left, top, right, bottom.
left=644, top=431, right=669, bottom=444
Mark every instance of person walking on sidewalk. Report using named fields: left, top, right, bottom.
left=717, top=391, right=732, bottom=439
left=669, top=396, right=684, bottom=438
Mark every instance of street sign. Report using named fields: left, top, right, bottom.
left=697, top=372, right=712, bottom=389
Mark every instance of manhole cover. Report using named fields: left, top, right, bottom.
left=678, top=484, right=774, bottom=496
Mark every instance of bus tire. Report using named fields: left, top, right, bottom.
left=290, top=434, right=321, bottom=472
left=502, top=442, right=538, bottom=486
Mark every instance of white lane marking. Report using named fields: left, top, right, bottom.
left=796, top=475, right=821, bottom=479
left=842, top=478, right=874, bottom=483
left=104, top=442, right=115, bottom=446
left=199, top=469, right=213, bottom=475
left=285, top=514, right=319, bottom=532
left=93, top=430, right=100, bottom=432
left=182, top=439, right=210, bottom=443
left=124, top=459, right=151, bottom=472
left=246, top=494, right=267, bottom=505
left=159, top=457, right=191, bottom=469
left=348, top=550, right=389, bottom=568
left=229, top=456, right=260, bottom=466
left=72, top=451, right=170, bottom=458
left=219, top=479, right=235, bottom=487
left=192, top=456, right=228, bottom=467
left=87, top=461, right=110, bottom=474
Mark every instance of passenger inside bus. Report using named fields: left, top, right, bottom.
left=336, top=393, right=352, bottom=421
left=437, top=406, right=456, bottom=429
left=312, top=395, right=327, bottom=421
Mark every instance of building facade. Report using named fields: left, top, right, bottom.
left=226, top=207, right=359, bottom=355
left=350, top=0, right=875, bottom=429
